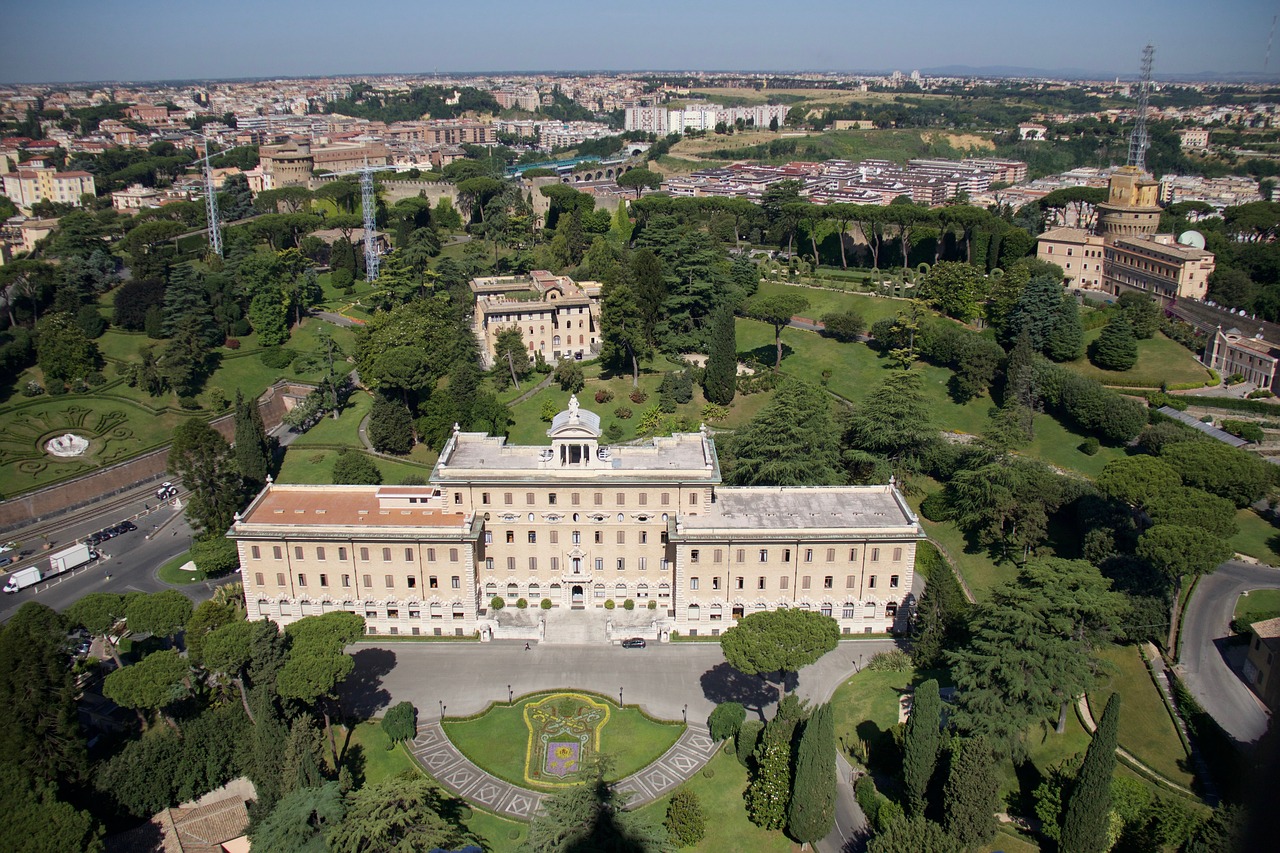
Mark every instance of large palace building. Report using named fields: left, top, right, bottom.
left=230, top=397, right=923, bottom=641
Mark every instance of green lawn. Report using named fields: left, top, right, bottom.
left=442, top=693, right=683, bottom=790
left=1086, top=644, right=1194, bottom=788
left=344, top=720, right=418, bottom=784
left=466, top=808, right=528, bottom=851
left=752, top=279, right=906, bottom=326
left=275, top=446, right=434, bottom=486
left=632, top=746, right=792, bottom=853
left=1234, top=588, right=1280, bottom=625
left=156, top=550, right=203, bottom=584
left=908, top=479, right=1015, bottom=599
left=1229, top=509, right=1280, bottom=565
left=290, top=390, right=373, bottom=448
left=1065, top=330, right=1214, bottom=389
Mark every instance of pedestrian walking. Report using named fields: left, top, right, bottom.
left=524, top=642, right=531, bottom=651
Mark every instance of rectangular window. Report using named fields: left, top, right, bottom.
left=429, top=576, right=438, bottom=588
left=551, top=557, right=560, bottom=571
left=594, top=531, right=603, bottom=544
left=826, top=548, right=835, bottom=562
left=713, top=577, right=721, bottom=590
left=595, top=558, right=604, bottom=571
left=689, top=492, right=698, bottom=505
left=276, top=572, right=285, bottom=586
left=407, top=576, right=416, bottom=588
left=526, top=492, right=535, bottom=505
left=338, top=547, right=347, bottom=561
left=504, top=493, right=513, bottom=505
left=735, top=577, right=744, bottom=590
left=640, top=531, right=648, bottom=545
left=594, top=493, right=603, bottom=506
left=893, top=547, right=903, bottom=562
left=251, top=546, right=261, bottom=560
left=871, top=548, right=880, bottom=562
left=363, top=574, right=372, bottom=587
left=485, top=558, right=494, bottom=571
left=783, top=548, right=791, bottom=562
left=452, top=576, right=461, bottom=589
left=780, top=576, right=789, bottom=589
left=759, top=549, right=768, bottom=563
left=528, top=531, right=537, bottom=544
left=661, top=493, right=670, bottom=506
left=804, top=549, right=813, bottom=562
left=616, top=493, right=625, bottom=506
left=617, top=558, right=625, bottom=571
left=690, top=549, right=700, bottom=563
left=454, top=493, right=462, bottom=505
left=382, top=548, right=392, bottom=562
left=427, top=548, right=436, bottom=562
left=316, top=547, right=326, bottom=561
left=846, top=575, right=855, bottom=589
left=507, top=557, right=516, bottom=571
left=890, top=575, right=900, bottom=589
left=449, top=548, right=458, bottom=562
left=294, top=546, right=304, bottom=560
left=849, top=548, right=858, bottom=561
left=823, top=576, right=833, bottom=589
left=572, top=531, right=581, bottom=545
left=298, top=573, right=307, bottom=587
left=869, top=576, right=877, bottom=589
left=529, top=557, right=538, bottom=571
left=482, top=492, right=490, bottom=505
left=757, top=577, right=766, bottom=590
left=405, top=548, right=413, bottom=562
left=571, top=493, right=580, bottom=506
left=691, top=577, right=699, bottom=590
left=255, top=572, right=264, bottom=586
left=319, top=574, right=328, bottom=587
left=713, top=549, right=722, bottom=563
left=638, top=493, right=647, bottom=506
left=506, top=531, right=515, bottom=544
left=802, top=576, right=811, bottom=589
left=616, top=530, right=625, bottom=544
left=384, top=574, right=393, bottom=588
left=548, top=493, right=557, bottom=505
left=736, top=549, right=745, bottom=563
left=550, top=531, right=559, bottom=544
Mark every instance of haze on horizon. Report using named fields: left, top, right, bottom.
left=0, top=0, right=1276, bottom=84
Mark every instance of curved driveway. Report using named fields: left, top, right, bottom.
left=1178, top=560, right=1279, bottom=744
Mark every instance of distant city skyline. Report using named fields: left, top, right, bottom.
left=0, top=0, right=1277, bottom=85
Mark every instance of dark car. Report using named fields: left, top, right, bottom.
left=87, top=533, right=103, bottom=546
left=620, top=638, right=646, bottom=649
left=98, top=528, right=115, bottom=540
left=120, top=520, right=137, bottom=532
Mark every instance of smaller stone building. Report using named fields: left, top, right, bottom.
left=1036, top=226, right=1106, bottom=290
left=1204, top=326, right=1280, bottom=392
left=472, top=271, right=601, bottom=368
left=1243, top=616, right=1280, bottom=712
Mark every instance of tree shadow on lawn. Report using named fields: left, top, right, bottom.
left=738, top=342, right=795, bottom=369
left=699, top=661, right=796, bottom=721
left=339, top=646, right=396, bottom=722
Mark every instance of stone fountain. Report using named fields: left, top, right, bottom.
left=45, top=433, right=90, bottom=457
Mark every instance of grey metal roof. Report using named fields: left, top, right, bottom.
left=1157, top=406, right=1250, bottom=448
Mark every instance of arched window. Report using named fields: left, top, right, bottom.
left=687, top=604, right=701, bottom=620
left=553, top=335, right=561, bottom=346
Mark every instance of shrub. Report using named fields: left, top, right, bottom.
left=190, top=536, right=240, bottom=577
left=47, top=381, right=68, bottom=396
left=1080, top=436, right=1100, bottom=455
left=664, top=789, right=707, bottom=847
left=21, top=380, right=44, bottom=397
left=701, top=403, right=729, bottom=422
left=541, top=598, right=553, bottom=610
left=85, top=370, right=107, bottom=387
left=490, top=596, right=504, bottom=611
left=224, top=338, right=240, bottom=350
left=819, top=310, right=866, bottom=342
left=380, top=701, right=417, bottom=747
left=1248, top=389, right=1274, bottom=399
left=516, top=598, right=528, bottom=609
left=708, top=702, right=747, bottom=741
left=554, top=360, right=585, bottom=392
left=629, top=389, right=648, bottom=404
left=736, top=720, right=765, bottom=767
left=259, top=347, right=295, bottom=369
left=178, top=395, right=201, bottom=410
left=613, top=405, right=633, bottom=419
left=594, top=389, right=614, bottom=404
left=605, top=423, right=624, bottom=441
left=604, top=599, right=615, bottom=610
left=1222, top=419, right=1264, bottom=442
left=854, top=775, right=881, bottom=827
left=919, top=491, right=950, bottom=522
left=648, top=599, right=657, bottom=610
left=208, top=388, right=228, bottom=410
left=540, top=399, right=558, bottom=422
left=1226, top=373, right=1246, bottom=386
left=866, top=650, right=912, bottom=671
left=623, top=598, right=635, bottom=610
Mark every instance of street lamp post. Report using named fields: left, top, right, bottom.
left=438, top=699, right=444, bottom=719
left=508, top=684, right=513, bottom=704
left=858, top=653, right=863, bottom=671
left=682, top=704, right=687, bottom=724
left=619, top=687, right=624, bottom=707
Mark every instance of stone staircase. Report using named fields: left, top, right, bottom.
left=541, top=607, right=609, bottom=645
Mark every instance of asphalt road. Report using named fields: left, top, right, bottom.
left=1178, top=560, right=1280, bottom=744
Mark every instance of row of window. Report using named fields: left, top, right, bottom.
left=484, top=581, right=669, bottom=598
left=689, top=546, right=901, bottom=564
left=251, top=545, right=462, bottom=563
left=496, top=528, right=653, bottom=545
left=685, top=602, right=891, bottom=619
left=258, top=572, right=464, bottom=590
left=469, top=491, right=692, bottom=507
left=483, top=556, right=659, bottom=571
left=689, top=574, right=899, bottom=591
left=259, top=601, right=467, bottom=622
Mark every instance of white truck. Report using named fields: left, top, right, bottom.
left=4, top=543, right=96, bottom=593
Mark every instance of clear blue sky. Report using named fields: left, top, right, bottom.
left=0, top=0, right=1275, bottom=83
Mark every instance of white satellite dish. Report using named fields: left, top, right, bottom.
left=1178, top=230, right=1206, bottom=250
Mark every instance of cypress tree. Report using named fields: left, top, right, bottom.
left=703, top=304, right=737, bottom=405
left=943, top=738, right=998, bottom=848
left=787, top=702, right=836, bottom=843
left=1089, top=317, right=1139, bottom=371
left=902, top=679, right=942, bottom=816
left=367, top=395, right=414, bottom=455
left=1044, top=294, right=1084, bottom=362
left=233, top=390, right=270, bottom=492
left=1061, top=693, right=1121, bottom=853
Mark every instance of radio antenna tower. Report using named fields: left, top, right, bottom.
left=1127, top=44, right=1155, bottom=172
left=202, top=136, right=223, bottom=258
left=361, top=157, right=379, bottom=282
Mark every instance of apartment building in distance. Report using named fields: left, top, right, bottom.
left=471, top=271, right=602, bottom=368
left=254, top=139, right=389, bottom=190
left=229, top=397, right=923, bottom=640
left=0, top=167, right=96, bottom=213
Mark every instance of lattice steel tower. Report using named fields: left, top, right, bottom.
left=361, top=158, right=379, bottom=281
left=1127, top=44, right=1155, bottom=172
left=202, top=137, right=222, bottom=258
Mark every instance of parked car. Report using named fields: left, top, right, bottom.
left=620, top=637, right=646, bottom=649
left=121, top=520, right=137, bottom=532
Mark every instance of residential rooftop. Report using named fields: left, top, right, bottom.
left=675, top=485, right=922, bottom=534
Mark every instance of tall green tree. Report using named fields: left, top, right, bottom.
left=918, top=261, right=987, bottom=322
left=702, top=304, right=737, bottom=405
left=745, top=703, right=799, bottom=830
left=367, top=395, right=414, bottom=455
left=902, top=679, right=942, bottom=817
left=868, top=815, right=963, bottom=853
left=720, top=609, right=839, bottom=703
left=1044, top=294, right=1084, bottom=362
left=234, top=389, right=271, bottom=492
left=102, top=648, right=190, bottom=731
left=1117, top=291, right=1160, bottom=339
left=788, top=702, right=836, bottom=842
left=327, top=774, right=473, bottom=853
left=202, top=621, right=257, bottom=723
left=1160, top=439, right=1272, bottom=507
left=250, top=781, right=344, bottom=853
left=1061, top=693, right=1121, bottom=853
left=492, top=325, right=530, bottom=391
left=64, top=592, right=129, bottom=667
left=745, top=292, right=809, bottom=371
left=523, top=756, right=668, bottom=853
left=943, top=738, right=998, bottom=848
left=664, top=788, right=706, bottom=847
left=169, top=418, right=244, bottom=535
left=1089, top=317, right=1138, bottom=371
left=599, top=267, right=652, bottom=387
left=949, top=559, right=1128, bottom=749
left=844, top=369, right=935, bottom=477
left=277, top=612, right=365, bottom=766
left=728, top=380, right=842, bottom=486
left=910, top=544, right=971, bottom=669
left=125, top=590, right=193, bottom=645
left=35, top=311, right=101, bottom=387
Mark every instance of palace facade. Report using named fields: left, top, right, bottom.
left=229, top=397, right=924, bottom=641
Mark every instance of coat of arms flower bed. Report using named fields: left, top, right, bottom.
left=523, top=692, right=610, bottom=785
